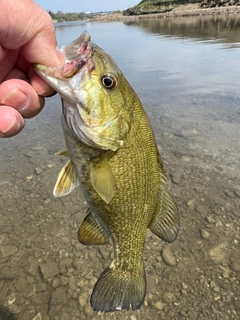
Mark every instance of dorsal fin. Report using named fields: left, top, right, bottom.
left=149, top=186, right=179, bottom=243
left=149, top=146, right=179, bottom=242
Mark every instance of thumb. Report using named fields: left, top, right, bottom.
left=0, top=0, right=60, bottom=67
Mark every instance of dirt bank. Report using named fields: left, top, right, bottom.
left=91, top=4, right=240, bottom=22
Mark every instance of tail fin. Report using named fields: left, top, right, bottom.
left=90, top=264, right=146, bottom=312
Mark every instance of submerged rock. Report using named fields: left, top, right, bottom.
left=162, top=246, right=177, bottom=266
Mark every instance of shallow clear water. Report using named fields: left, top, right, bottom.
left=0, top=15, right=240, bottom=320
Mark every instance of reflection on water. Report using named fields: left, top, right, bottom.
left=126, top=14, right=240, bottom=46
left=0, top=15, right=240, bottom=320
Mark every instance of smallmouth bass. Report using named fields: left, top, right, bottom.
left=34, top=31, right=180, bottom=312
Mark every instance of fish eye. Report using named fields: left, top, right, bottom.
left=101, top=74, right=117, bottom=90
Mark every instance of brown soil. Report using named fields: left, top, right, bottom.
left=91, top=4, right=240, bottom=22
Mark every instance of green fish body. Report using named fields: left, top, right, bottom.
left=35, top=31, right=179, bottom=312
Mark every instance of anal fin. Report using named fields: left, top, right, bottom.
left=149, top=187, right=180, bottom=243
left=78, top=210, right=109, bottom=245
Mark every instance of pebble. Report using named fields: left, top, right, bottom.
left=51, top=278, right=60, bottom=289
left=8, top=304, right=21, bottom=314
left=0, top=245, right=18, bottom=258
left=23, top=150, right=35, bottom=158
left=4, top=292, right=16, bottom=307
left=78, top=292, right=87, bottom=306
left=68, top=276, right=78, bottom=291
left=234, top=300, right=240, bottom=310
left=162, top=292, right=176, bottom=303
left=59, top=258, right=73, bottom=268
left=35, top=167, right=43, bottom=175
left=36, top=282, right=48, bottom=292
left=206, top=216, right=215, bottom=224
left=23, top=284, right=36, bottom=298
left=177, top=129, right=199, bottom=138
left=154, top=301, right=164, bottom=310
left=32, top=313, right=42, bottom=320
left=180, top=155, right=191, bottom=162
left=171, top=171, right=181, bottom=184
left=31, top=146, right=43, bottom=151
left=187, top=199, right=195, bottom=207
left=72, top=259, right=82, bottom=270
left=208, top=242, right=226, bottom=262
left=200, top=228, right=210, bottom=239
left=229, top=261, right=240, bottom=272
left=60, top=276, right=69, bottom=286
left=162, top=246, right=177, bottom=266
left=85, top=272, right=93, bottom=280
left=15, top=278, right=28, bottom=293
left=39, top=261, right=59, bottom=279
left=25, top=260, right=39, bottom=277
left=49, top=287, right=69, bottom=317
left=84, top=304, right=94, bottom=315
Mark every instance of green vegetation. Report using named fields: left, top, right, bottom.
left=138, top=0, right=171, bottom=5
left=48, top=10, right=93, bottom=22
left=123, top=0, right=175, bottom=15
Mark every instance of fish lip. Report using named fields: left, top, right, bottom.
left=60, top=31, right=95, bottom=80
left=35, top=56, right=93, bottom=82
left=34, top=30, right=94, bottom=88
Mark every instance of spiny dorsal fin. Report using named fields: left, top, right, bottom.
left=56, top=149, right=69, bottom=157
left=78, top=210, right=109, bottom=245
left=90, top=157, right=115, bottom=204
left=149, top=187, right=180, bottom=243
left=53, top=159, right=79, bottom=197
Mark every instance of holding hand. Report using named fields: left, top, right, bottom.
left=0, top=0, right=63, bottom=137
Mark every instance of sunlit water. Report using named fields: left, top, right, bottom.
left=0, top=15, right=240, bottom=320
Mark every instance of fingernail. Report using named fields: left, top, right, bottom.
left=0, top=116, right=21, bottom=137
left=1, top=88, right=29, bottom=111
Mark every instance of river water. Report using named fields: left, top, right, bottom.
left=0, top=15, right=240, bottom=320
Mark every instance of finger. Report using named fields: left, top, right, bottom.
left=28, top=48, right=65, bottom=97
left=0, top=106, right=25, bottom=138
left=1, top=1, right=60, bottom=67
left=0, top=48, right=19, bottom=82
left=3, top=67, right=28, bottom=82
left=28, top=66, right=56, bottom=97
left=0, top=79, right=45, bottom=118
left=4, top=65, right=56, bottom=97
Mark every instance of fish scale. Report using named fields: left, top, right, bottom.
left=34, top=31, right=180, bottom=313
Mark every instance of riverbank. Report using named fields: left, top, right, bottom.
left=91, top=4, right=240, bottom=22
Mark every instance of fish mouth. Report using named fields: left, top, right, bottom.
left=34, top=31, right=95, bottom=101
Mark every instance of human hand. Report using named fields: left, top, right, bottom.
left=0, top=0, right=63, bottom=138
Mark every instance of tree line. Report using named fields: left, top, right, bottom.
left=48, top=10, right=92, bottom=22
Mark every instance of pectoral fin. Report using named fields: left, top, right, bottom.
left=149, top=187, right=180, bottom=243
left=90, top=157, right=115, bottom=204
left=78, top=210, right=109, bottom=245
left=53, top=159, right=79, bottom=197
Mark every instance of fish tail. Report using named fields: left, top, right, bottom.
left=90, top=263, right=146, bottom=312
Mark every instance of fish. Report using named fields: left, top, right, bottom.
left=34, top=31, right=180, bottom=313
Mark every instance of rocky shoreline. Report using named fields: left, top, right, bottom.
left=91, top=4, right=240, bottom=22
